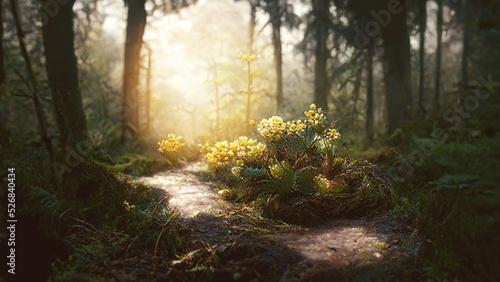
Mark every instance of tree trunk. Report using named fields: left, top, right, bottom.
left=381, top=0, right=412, bottom=133
left=145, top=46, right=152, bottom=133
left=249, top=0, right=258, bottom=53
left=351, top=66, right=363, bottom=115
left=461, top=0, right=470, bottom=100
left=312, top=0, right=330, bottom=112
left=123, top=0, right=147, bottom=138
left=269, top=0, right=283, bottom=114
left=0, top=0, right=5, bottom=85
left=365, top=40, right=374, bottom=146
left=41, top=0, right=88, bottom=147
left=434, top=0, right=442, bottom=112
left=12, top=0, right=56, bottom=181
left=418, top=0, right=427, bottom=114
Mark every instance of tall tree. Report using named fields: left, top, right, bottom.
left=312, top=0, right=331, bottom=112
left=461, top=0, right=470, bottom=98
left=11, top=0, right=56, bottom=179
left=262, top=0, right=283, bottom=113
left=380, top=0, right=413, bottom=133
left=434, top=0, right=442, bottom=111
left=365, top=39, right=374, bottom=145
left=248, top=0, right=259, bottom=52
left=418, top=0, right=427, bottom=113
left=0, top=0, right=5, bottom=85
left=270, top=1, right=283, bottom=114
left=122, top=0, right=147, bottom=138
left=41, top=0, right=88, bottom=147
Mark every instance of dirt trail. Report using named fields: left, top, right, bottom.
left=137, top=162, right=419, bottom=280
left=138, top=162, right=221, bottom=217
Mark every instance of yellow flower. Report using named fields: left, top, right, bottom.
left=326, top=129, right=341, bottom=141
left=304, top=104, right=325, bottom=125
left=237, top=49, right=258, bottom=62
left=257, top=116, right=287, bottom=140
left=201, top=137, right=266, bottom=169
left=158, top=134, right=185, bottom=153
left=231, top=166, right=242, bottom=177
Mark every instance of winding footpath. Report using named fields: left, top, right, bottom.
left=137, top=162, right=420, bottom=280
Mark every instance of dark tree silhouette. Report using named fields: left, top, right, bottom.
left=312, top=0, right=331, bottom=112
left=380, top=0, right=413, bottom=133
left=41, top=0, right=88, bottom=147
left=418, top=0, right=427, bottom=113
left=122, top=0, right=147, bottom=138
left=365, top=39, right=374, bottom=145
left=435, top=0, right=443, bottom=112
left=0, top=0, right=5, bottom=85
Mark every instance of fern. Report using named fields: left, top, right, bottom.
left=27, top=185, right=64, bottom=217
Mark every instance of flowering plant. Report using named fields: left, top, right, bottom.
left=158, top=134, right=185, bottom=165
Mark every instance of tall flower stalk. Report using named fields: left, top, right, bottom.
left=236, top=49, right=257, bottom=135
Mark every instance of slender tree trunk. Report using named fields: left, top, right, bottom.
left=41, top=0, right=88, bottom=147
left=0, top=0, right=5, bottom=85
left=123, top=0, right=146, bottom=138
left=365, top=40, right=374, bottom=146
left=418, top=0, right=427, bottom=114
left=381, top=0, right=412, bottom=133
left=351, top=66, right=363, bottom=115
left=145, top=46, right=152, bottom=133
left=249, top=0, right=258, bottom=53
left=461, top=0, right=470, bottom=101
left=312, top=0, right=330, bottom=112
left=269, top=0, right=283, bottom=114
left=435, top=0, right=442, bottom=112
left=11, top=0, right=55, bottom=179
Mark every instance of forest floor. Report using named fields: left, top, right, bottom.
left=136, top=162, right=421, bottom=281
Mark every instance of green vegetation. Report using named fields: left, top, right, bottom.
left=198, top=104, right=392, bottom=225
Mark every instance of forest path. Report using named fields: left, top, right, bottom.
left=137, top=162, right=419, bottom=280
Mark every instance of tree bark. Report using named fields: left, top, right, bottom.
left=269, top=0, right=283, bottom=114
left=12, top=0, right=56, bottom=180
left=351, top=66, right=363, bottom=115
left=418, top=0, right=427, bottom=114
left=461, top=0, right=470, bottom=101
left=123, top=0, right=147, bottom=138
left=434, top=0, right=442, bottom=112
left=145, top=45, right=152, bottom=133
left=365, top=40, right=374, bottom=146
left=0, top=0, right=5, bottom=84
left=312, top=0, right=330, bottom=112
left=381, top=0, right=412, bottom=133
left=249, top=0, right=258, bottom=53
left=41, top=0, right=88, bottom=147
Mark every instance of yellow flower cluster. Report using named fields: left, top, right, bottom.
left=304, top=104, right=324, bottom=125
left=286, top=120, right=306, bottom=135
left=258, top=116, right=287, bottom=140
left=201, top=137, right=266, bottom=169
left=326, top=129, right=341, bottom=141
left=258, top=116, right=307, bottom=140
left=236, top=49, right=257, bottom=62
left=158, top=134, right=185, bottom=153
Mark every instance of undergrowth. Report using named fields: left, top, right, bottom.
left=0, top=138, right=184, bottom=280
left=375, top=123, right=500, bottom=280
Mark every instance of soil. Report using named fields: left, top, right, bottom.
left=137, top=162, right=422, bottom=281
